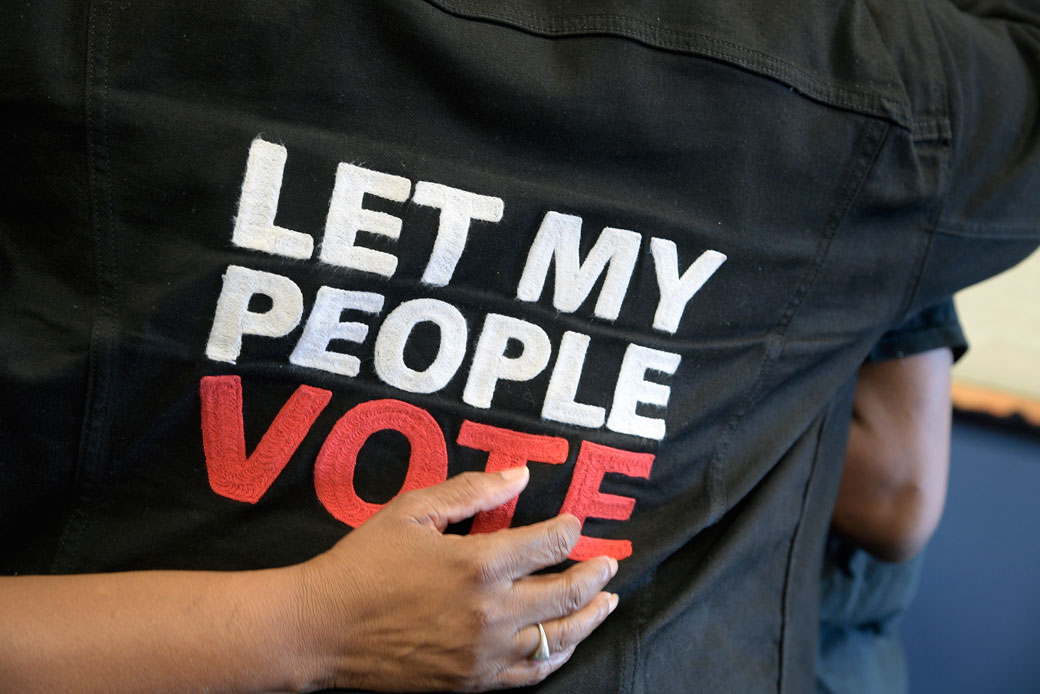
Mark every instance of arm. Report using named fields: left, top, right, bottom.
left=0, top=468, right=618, bottom=693
left=831, top=348, right=954, bottom=563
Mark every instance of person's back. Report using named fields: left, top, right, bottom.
left=2, top=1, right=1038, bottom=691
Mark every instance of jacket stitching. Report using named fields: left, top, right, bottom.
left=422, top=0, right=915, bottom=127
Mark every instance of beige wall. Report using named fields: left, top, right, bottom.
left=954, top=249, right=1040, bottom=402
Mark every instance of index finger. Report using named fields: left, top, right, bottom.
left=395, top=467, right=531, bottom=531
left=474, top=514, right=582, bottom=581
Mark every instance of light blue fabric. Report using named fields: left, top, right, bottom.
left=817, top=536, right=925, bottom=694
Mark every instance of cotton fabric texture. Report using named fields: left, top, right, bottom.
left=1, top=1, right=1038, bottom=692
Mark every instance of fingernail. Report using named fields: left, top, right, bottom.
left=607, top=557, right=618, bottom=577
left=500, top=466, right=529, bottom=482
left=608, top=593, right=620, bottom=614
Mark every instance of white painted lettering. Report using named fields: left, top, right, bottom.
left=541, top=331, right=606, bottom=429
left=606, top=344, right=681, bottom=440
left=321, top=163, right=411, bottom=276
left=412, top=182, right=504, bottom=287
left=232, top=138, right=314, bottom=259
left=290, top=287, right=384, bottom=377
left=375, top=298, right=469, bottom=393
left=463, top=314, right=552, bottom=409
left=650, top=238, right=726, bottom=333
left=206, top=265, right=304, bottom=364
left=516, top=211, right=640, bottom=320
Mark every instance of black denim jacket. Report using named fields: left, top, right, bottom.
left=1, top=1, right=1037, bottom=692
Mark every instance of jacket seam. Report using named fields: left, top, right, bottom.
left=933, top=219, right=1040, bottom=239
left=776, top=405, right=834, bottom=693
left=420, top=0, right=915, bottom=128
left=50, top=0, right=119, bottom=574
left=704, top=119, right=891, bottom=524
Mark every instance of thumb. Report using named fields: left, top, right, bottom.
left=399, top=467, right=530, bottom=531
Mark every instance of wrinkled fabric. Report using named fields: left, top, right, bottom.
left=1, top=2, right=1038, bottom=692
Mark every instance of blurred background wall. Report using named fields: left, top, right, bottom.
left=901, top=252, right=1040, bottom=694
left=950, top=250, right=1040, bottom=426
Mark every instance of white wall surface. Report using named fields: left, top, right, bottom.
left=954, top=249, right=1040, bottom=401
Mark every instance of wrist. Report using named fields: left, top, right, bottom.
left=280, top=547, right=383, bottom=693
left=270, top=561, right=341, bottom=693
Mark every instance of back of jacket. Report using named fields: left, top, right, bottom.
left=2, top=1, right=1038, bottom=691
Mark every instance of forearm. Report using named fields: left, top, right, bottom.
left=831, top=449, right=943, bottom=562
left=0, top=470, right=617, bottom=693
left=831, top=348, right=953, bottom=562
left=0, top=566, right=326, bottom=694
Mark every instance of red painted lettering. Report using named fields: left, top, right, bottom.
left=457, top=420, right=569, bottom=533
left=560, top=441, right=655, bottom=560
left=200, top=375, right=332, bottom=503
left=314, top=399, right=448, bottom=527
